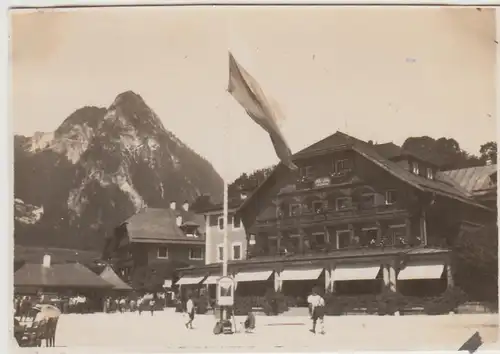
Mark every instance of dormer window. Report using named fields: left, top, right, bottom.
left=411, top=161, right=419, bottom=175
left=426, top=167, right=434, bottom=180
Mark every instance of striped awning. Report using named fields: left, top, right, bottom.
left=235, top=270, right=273, bottom=282
left=175, top=276, right=205, bottom=285
left=203, top=275, right=221, bottom=285
left=398, top=261, right=445, bottom=280
left=280, top=268, right=324, bottom=281
left=333, top=264, right=381, bottom=281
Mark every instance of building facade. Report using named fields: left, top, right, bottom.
left=176, top=132, right=495, bottom=306
left=103, top=201, right=206, bottom=288
left=201, top=195, right=248, bottom=265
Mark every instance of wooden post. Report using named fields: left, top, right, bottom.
left=405, top=217, right=412, bottom=245
left=274, top=270, right=282, bottom=292
left=329, top=264, right=336, bottom=293
left=382, top=264, right=390, bottom=290
left=421, top=211, right=428, bottom=245
left=446, top=263, right=454, bottom=289
left=388, top=263, right=397, bottom=292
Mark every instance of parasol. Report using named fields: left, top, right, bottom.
left=32, top=304, right=61, bottom=323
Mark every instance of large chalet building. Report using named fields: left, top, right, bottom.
left=176, top=131, right=496, bottom=305
left=103, top=201, right=206, bottom=288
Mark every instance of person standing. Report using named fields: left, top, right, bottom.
left=307, top=287, right=325, bottom=335
left=149, top=297, right=156, bottom=316
left=185, top=295, right=195, bottom=329
left=137, top=296, right=144, bottom=315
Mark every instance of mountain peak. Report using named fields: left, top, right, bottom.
left=112, top=90, right=145, bottom=107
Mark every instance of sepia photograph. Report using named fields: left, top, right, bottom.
left=9, top=3, right=499, bottom=352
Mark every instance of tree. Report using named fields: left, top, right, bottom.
left=190, top=194, right=215, bottom=213
left=453, top=223, right=498, bottom=303
left=479, top=141, right=497, bottom=164
left=402, top=136, right=482, bottom=169
left=228, top=165, right=275, bottom=199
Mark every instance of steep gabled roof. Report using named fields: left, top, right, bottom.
left=124, top=207, right=204, bottom=244
left=237, top=131, right=492, bottom=216
left=99, top=265, right=132, bottom=290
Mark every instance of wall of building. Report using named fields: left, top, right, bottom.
left=144, top=243, right=206, bottom=266
left=205, top=211, right=248, bottom=264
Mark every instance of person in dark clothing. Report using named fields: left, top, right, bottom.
left=244, top=311, right=256, bottom=333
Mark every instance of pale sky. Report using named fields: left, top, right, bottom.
left=10, top=6, right=496, bottom=181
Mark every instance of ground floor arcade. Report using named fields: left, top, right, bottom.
left=175, top=246, right=454, bottom=307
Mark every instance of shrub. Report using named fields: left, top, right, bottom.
left=424, top=287, right=468, bottom=315
left=376, top=290, right=407, bottom=315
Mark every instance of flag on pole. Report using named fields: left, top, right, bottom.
left=227, top=51, right=298, bottom=171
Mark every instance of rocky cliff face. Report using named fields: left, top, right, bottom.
left=14, top=91, right=223, bottom=251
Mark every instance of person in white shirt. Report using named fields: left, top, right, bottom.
left=307, top=288, right=325, bottom=335
left=185, top=294, right=195, bottom=329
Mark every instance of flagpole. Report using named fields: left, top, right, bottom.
left=222, top=178, right=228, bottom=278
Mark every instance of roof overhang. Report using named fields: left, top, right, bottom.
left=129, top=238, right=205, bottom=245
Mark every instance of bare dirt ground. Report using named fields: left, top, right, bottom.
left=13, top=310, right=499, bottom=352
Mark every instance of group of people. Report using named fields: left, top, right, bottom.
left=103, top=295, right=157, bottom=315
left=14, top=294, right=92, bottom=317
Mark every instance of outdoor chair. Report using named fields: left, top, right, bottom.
left=44, top=317, right=59, bottom=347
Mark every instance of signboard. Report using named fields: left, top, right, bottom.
left=163, top=280, right=172, bottom=288
left=314, top=177, right=331, bottom=188
left=216, top=276, right=235, bottom=306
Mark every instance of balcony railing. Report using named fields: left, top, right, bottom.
left=256, top=203, right=405, bottom=228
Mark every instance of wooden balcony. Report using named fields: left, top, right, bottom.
left=255, top=203, right=407, bottom=230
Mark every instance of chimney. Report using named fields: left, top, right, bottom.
left=182, top=201, right=189, bottom=211
left=176, top=215, right=183, bottom=226
left=42, top=254, right=51, bottom=268
left=170, top=201, right=176, bottom=210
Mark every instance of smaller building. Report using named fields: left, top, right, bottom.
left=103, top=201, right=206, bottom=289
left=200, top=192, right=249, bottom=265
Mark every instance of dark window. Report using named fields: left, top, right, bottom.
left=361, top=228, right=378, bottom=246
left=268, top=238, right=278, bottom=254
left=233, top=215, right=241, bottom=229
left=360, top=194, right=375, bottom=208
left=232, top=244, right=242, bottom=260
left=390, top=226, right=407, bottom=245
left=189, top=248, right=203, bottom=260
left=337, top=231, right=351, bottom=249
left=218, top=246, right=224, bottom=261
left=289, top=204, right=301, bottom=216
left=157, top=247, right=168, bottom=259
left=300, top=166, right=314, bottom=178
left=385, top=190, right=398, bottom=205
left=218, top=217, right=224, bottom=230
left=312, top=201, right=326, bottom=213
left=336, top=197, right=352, bottom=211
left=313, top=233, right=326, bottom=245
left=334, top=159, right=350, bottom=173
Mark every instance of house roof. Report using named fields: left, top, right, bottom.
left=14, top=262, right=113, bottom=289
left=238, top=131, right=492, bottom=215
left=438, top=165, right=497, bottom=195
left=124, top=207, right=205, bottom=244
left=99, top=265, right=132, bottom=291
